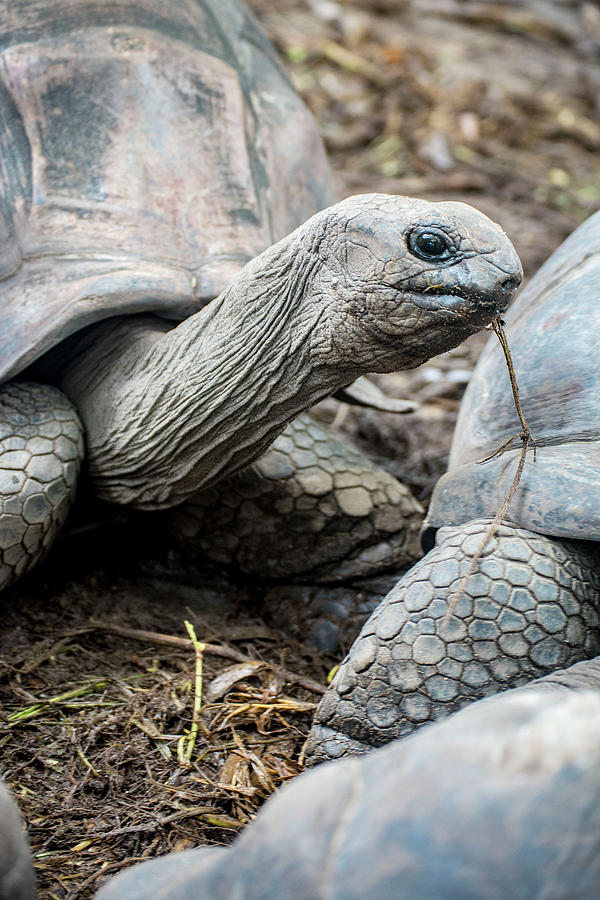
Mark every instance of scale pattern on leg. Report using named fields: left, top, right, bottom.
left=306, top=518, right=600, bottom=762
left=170, top=412, right=423, bottom=581
left=0, top=382, right=84, bottom=590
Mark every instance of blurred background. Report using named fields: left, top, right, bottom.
left=249, top=0, right=600, bottom=277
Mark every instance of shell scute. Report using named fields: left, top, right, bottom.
left=0, top=0, right=331, bottom=381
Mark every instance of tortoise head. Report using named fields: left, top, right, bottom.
left=306, top=194, right=522, bottom=373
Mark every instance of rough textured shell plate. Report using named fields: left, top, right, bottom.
left=0, top=0, right=331, bottom=381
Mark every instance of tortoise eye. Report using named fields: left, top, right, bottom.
left=408, top=229, right=455, bottom=261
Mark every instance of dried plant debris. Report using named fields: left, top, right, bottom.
left=249, top=0, right=600, bottom=275
left=0, top=560, right=327, bottom=899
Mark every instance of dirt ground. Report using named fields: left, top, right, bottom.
left=2, top=2, right=599, bottom=897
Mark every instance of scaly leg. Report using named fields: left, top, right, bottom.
left=170, top=412, right=423, bottom=582
left=306, top=518, right=600, bottom=762
left=0, top=382, right=84, bottom=591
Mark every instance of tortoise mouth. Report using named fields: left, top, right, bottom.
left=406, top=289, right=508, bottom=328
left=410, top=274, right=519, bottom=316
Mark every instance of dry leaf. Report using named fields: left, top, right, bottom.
left=206, top=661, right=265, bottom=701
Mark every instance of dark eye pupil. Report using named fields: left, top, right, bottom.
left=416, top=233, right=447, bottom=257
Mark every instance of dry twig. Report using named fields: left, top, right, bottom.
left=92, top=622, right=326, bottom=695
left=445, top=317, right=536, bottom=621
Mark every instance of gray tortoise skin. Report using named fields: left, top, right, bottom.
left=0, top=0, right=522, bottom=594
left=0, top=779, right=36, bottom=900
left=307, top=209, right=600, bottom=762
left=95, top=657, right=600, bottom=900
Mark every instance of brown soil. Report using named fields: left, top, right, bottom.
left=1, top=533, right=327, bottom=899
left=2, top=2, right=599, bottom=897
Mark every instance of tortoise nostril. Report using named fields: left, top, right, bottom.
left=501, top=275, right=522, bottom=293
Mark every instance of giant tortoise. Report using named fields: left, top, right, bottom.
left=0, top=0, right=521, bottom=593
left=307, top=209, right=600, bottom=763
left=94, top=656, right=600, bottom=900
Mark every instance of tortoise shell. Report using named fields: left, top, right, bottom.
left=0, top=0, right=331, bottom=382
left=426, top=210, right=600, bottom=542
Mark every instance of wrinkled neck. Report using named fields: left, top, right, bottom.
left=59, top=234, right=353, bottom=508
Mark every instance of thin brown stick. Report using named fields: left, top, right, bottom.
left=444, top=317, right=535, bottom=622
left=89, top=805, right=220, bottom=839
left=490, top=318, right=536, bottom=458
left=92, top=622, right=326, bottom=695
